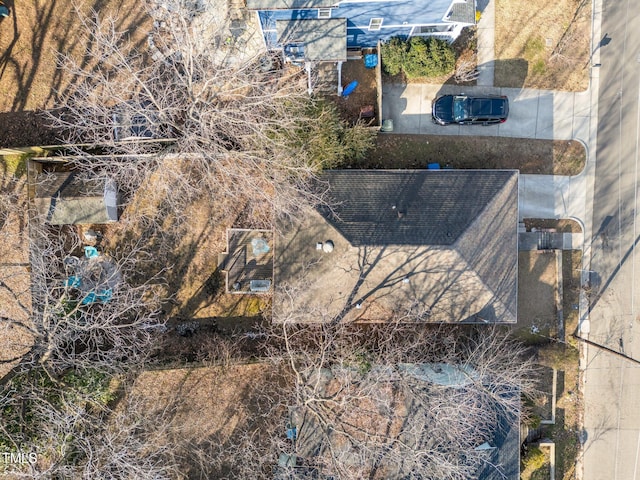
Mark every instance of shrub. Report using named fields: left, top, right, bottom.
left=284, top=99, right=376, bottom=170
left=380, top=37, right=407, bottom=76
left=522, top=446, right=547, bottom=471
left=382, top=36, right=456, bottom=79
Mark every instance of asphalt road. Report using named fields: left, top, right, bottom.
left=584, top=0, right=640, bottom=478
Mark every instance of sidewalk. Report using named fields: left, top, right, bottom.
left=476, top=0, right=495, bottom=86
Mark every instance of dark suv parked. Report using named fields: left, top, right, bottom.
left=432, top=94, right=509, bottom=125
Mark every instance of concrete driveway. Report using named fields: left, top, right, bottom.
left=381, top=83, right=592, bottom=141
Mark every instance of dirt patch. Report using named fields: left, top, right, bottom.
left=333, top=57, right=378, bottom=124
left=0, top=111, right=60, bottom=148
left=127, top=363, right=289, bottom=477
left=367, top=134, right=585, bottom=174
left=495, top=0, right=591, bottom=91
left=516, top=251, right=558, bottom=342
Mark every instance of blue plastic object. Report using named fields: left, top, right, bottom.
left=427, top=163, right=441, bottom=170
left=64, top=276, right=81, bottom=288
left=82, top=292, right=97, bottom=305
left=364, top=54, right=378, bottom=69
left=342, top=80, right=358, bottom=97
left=84, top=246, right=99, bottom=259
left=81, top=288, right=113, bottom=305
left=286, top=426, right=297, bottom=440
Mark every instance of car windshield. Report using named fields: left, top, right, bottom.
left=453, top=96, right=469, bottom=122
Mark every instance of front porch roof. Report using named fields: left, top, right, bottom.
left=277, top=18, right=347, bottom=61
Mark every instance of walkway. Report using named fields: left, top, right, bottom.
left=476, top=0, right=495, bottom=86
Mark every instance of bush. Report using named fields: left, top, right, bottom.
left=381, top=36, right=456, bottom=79
left=284, top=99, right=376, bottom=170
left=380, top=37, right=407, bottom=76
left=522, top=446, right=547, bottom=471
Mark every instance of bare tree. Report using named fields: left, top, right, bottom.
left=260, top=318, right=537, bottom=480
left=454, top=54, right=479, bottom=83
left=0, top=368, right=181, bottom=479
left=46, top=0, right=372, bottom=227
left=0, top=213, right=166, bottom=385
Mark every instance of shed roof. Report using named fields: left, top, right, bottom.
left=275, top=170, right=518, bottom=324
left=34, top=171, right=118, bottom=225
left=277, top=18, right=347, bottom=61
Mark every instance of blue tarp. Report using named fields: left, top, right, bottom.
left=364, top=54, right=378, bottom=69
left=64, top=276, right=81, bottom=288
left=81, top=288, right=113, bottom=305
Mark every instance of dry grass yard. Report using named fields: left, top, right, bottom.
left=0, top=0, right=151, bottom=147
left=0, top=158, right=34, bottom=379
left=517, top=250, right=558, bottom=343
left=495, top=0, right=591, bottom=91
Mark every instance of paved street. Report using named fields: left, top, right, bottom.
left=583, top=0, right=640, bottom=478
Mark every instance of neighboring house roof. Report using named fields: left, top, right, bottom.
left=476, top=412, right=521, bottom=480
left=277, top=18, right=347, bottom=61
left=252, top=0, right=474, bottom=49
left=289, top=363, right=520, bottom=479
left=275, top=170, right=518, bottom=323
left=34, top=171, right=119, bottom=225
left=448, top=0, right=476, bottom=24
left=247, top=0, right=335, bottom=9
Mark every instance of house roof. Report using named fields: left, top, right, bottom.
left=276, top=18, right=347, bottom=61
left=275, top=170, right=518, bottom=323
left=34, top=171, right=118, bottom=225
left=247, top=0, right=335, bottom=9
left=254, top=0, right=467, bottom=49
left=291, top=363, right=520, bottom=479
left=476, top=411, right=520, bottom=480
left=318, top=170, right=516, bottom=246
left=448, top=0, right=476, bottom=24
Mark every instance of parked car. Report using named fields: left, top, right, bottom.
left=432, top=94, right=509, bottom=125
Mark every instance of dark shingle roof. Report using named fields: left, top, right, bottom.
left=319, top=170, right=516, bottom=246
left=448, top=0, right=476, bottom=24
left=275, top=169, right=518, bottom=324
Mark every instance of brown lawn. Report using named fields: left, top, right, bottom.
left=0, top=0, right=151, bottom=147
left=0, top=158, right=34, bottom=379
left=495, top=0, right=591, bottom=91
